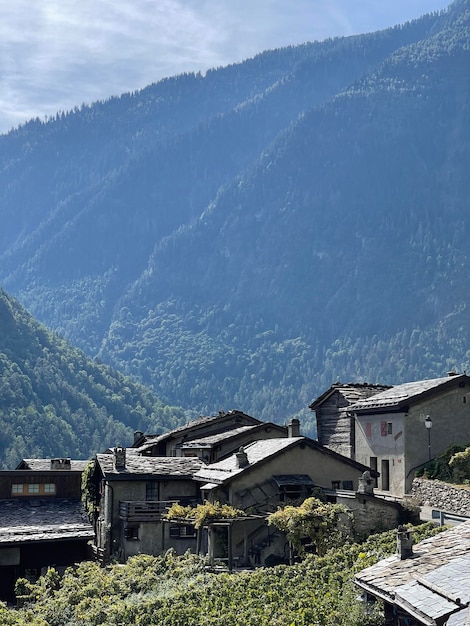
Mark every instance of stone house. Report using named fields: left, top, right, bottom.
left=92, top=447, right=203, bottom=562
left=350, top=374, right=470, bottom=495
left=193, top=435, right=382, bottom=565
left=133, top=409, right=274, bottom=460
left=311, top=374, right=470, bottom=496
left=0, top=458, right=92, bottom=601
left=309, top=383, right=391, bottom=457
left=355, top=521, right=470, bottom=626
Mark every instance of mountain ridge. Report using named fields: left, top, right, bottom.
left=0, top=1, right=469, bottom=433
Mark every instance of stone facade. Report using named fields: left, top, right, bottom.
left=411, top=477, right=470, bottom=516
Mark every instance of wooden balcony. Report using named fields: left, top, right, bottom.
left=119, top=500, right=177, bottom=522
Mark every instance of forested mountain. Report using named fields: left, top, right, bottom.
left=0, top=0, right=469, bottom=435
left=0, top=289, right=185, bottom=468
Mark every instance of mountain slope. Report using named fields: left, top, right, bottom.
left=0, top=289, right=185, bottom=468
left=0, top=2, right=468, bottom=433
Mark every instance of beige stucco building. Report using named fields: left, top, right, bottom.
left=349, top=374, right=470, bottom=495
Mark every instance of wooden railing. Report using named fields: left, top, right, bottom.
left=119, top=500, right=177, bottom=522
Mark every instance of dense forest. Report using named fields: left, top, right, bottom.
left=1, top=523, right=444, bottom=625
left=0, top=1, right=469, bottom=433
left=0, top=289, right=185, bottom=467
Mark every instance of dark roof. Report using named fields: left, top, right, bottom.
left=194, top=437, right=374, bottom=487
left=179, top=423, right=286, bottom=449
left=309, top=382, right=391, bottom=410
left=349, top=374, right=470, bottom=413
left=16, top=459, right=89, bottom=472
left=0, top=498, right=93, bottom=544
left=134, top=410, right=261, bottom=451
left=96, top=451, right=203, bottom=480
left=355, top=521, right=470, bottom=626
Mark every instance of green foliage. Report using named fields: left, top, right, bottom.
left=81, top=460, right=98, bottom=520
left=2, top=523, right=442, bottom=625
left=0, top=289, right=186, bottom=467
left=267, top=497, right=352, bottom=556
left=166, top=501, right=246, bottom=529
left=449, top=446, right=470, bottom=483
left=417, top=442, right=470, bottom=482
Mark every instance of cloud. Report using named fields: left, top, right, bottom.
left=0, top=0, right=451, bottom=134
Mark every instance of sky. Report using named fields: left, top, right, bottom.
left=0, top=0, right=451, bottom=135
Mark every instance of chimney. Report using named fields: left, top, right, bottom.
left=397, top=525, right=413, bottom=560
left=357, top=470, right=374, bottom=495
left=288, top=418, right=301, bottom=438
left=50, top=458, right=71, bottom=470
left=235, top=446, right=249, bottom=469
left=133, top=430, right=143, bottom=444
left=114, top=447, right=126, bottom=469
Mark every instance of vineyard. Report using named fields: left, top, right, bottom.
left=4, top=523, right=443, bottom=626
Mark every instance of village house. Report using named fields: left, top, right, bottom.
left=192, top=433, right=390, bottom=566
left=89, top=412, right=409, bottom=566
left=132, top=409, right=286, bottom=460
left=91, top=447, right=203, bottom=562
left=0, top=458, right=92, bottom=601
left=309, top=382, right=391, bottom=457
left=355, top=521, right=470, bottom=626
left=311, top=374, right=470, bottom=496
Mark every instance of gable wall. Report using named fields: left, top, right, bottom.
left=315, top=391, right=354, bottom=458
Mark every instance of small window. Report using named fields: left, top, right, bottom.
left=44, top=483, right=56, bottom=494
left=146, top=482, right=158, bottom=501
left=387, top=422, right=393, bottom=435
left=463, top=396, right=467, bottom=404
left=124, top=526, right=139, bottom=540
left=11, top=484, right=24, bottom=495
left=170, top=525, right=196, bottom=538
left=331, top=480, right=340, bottom=490
left=365, top=423, right=372, bottom=438
left=342, top=481, right=354, bottom=491
left=28, top=484, right=40, bottom=494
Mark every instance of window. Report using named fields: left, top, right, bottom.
left=146, top=482, right=158, bottom=501
left=387, top=422, right=393, bottom=435
left=124, top=526, right=139, bottom=540
left=342, top=481, right=353, bottom=491
left=44, top=483, right=56, bottom=494
left=28, top=484, right=40, bottom=494
left=11, top=484, right=24, bottom=495
left=170, top=525, right=196, bottom=538
left=365, top=423, right=372, bottom=438
left=331, top=480, right=340, bottom=490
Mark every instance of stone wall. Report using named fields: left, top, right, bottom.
left=411, top=477, right=470, bottom=516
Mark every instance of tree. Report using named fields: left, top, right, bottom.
left=267, top=497, right=352, bottom=557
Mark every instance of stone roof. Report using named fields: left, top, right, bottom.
left=0, top=498, right=94, bottom=544
left=194, top=438, right=299, bottom=485
left=134, top=410, right=261, bottom=451
left=355, top=521, right=470, bottom=626
left=309, top=382, right=391, bottom=410
left=96, top=451, right=203, bottom=479
left=179, top=423, right=285, bottom=449
left=16, top=459, right=89, bottom=472
left=195, top=435, right=375, bottom=489
left=349, top=374, right=470, bottom=412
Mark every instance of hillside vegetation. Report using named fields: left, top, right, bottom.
left=0, top=1, right=469, bottom=429
left=4, top=523, right=443, bottom=626
left=0, top=289, right=185, bottom=467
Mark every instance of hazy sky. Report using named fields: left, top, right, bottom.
left=0, top=0, right=451, bottom=135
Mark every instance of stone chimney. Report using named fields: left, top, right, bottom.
left=235, top=446, right=249, bottom=469
left=51, top=458, right=71, bottom=470
left=288, top=418, right=301, bottom=438
left=114, top=447, right=126, bottom=469
left=397, top=525, right=414, bottom=560
left=357, top=470, right=374, bottom=495
left=133, top=430, right=143, bottom=444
